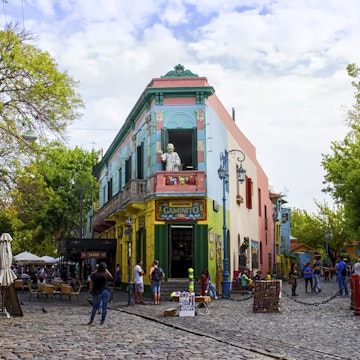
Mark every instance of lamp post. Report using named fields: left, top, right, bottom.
left=125, top=217, right=134, bottom=306
left=325, top=230, right=333, bottom=261
left=272, top=206, right=278, bottom=278
left=218, top=149, right=246, bottom=298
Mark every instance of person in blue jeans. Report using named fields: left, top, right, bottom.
left=88, top=262, right=113, bottom=325
left=303, top=263, right=313, bottom=292
left=337, top=257, right=349, bottom=296
left=312, top=258, right=322, bottom=292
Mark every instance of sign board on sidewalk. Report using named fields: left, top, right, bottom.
left=178, top=292, right=195, bottom=317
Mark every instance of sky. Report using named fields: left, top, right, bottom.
left=2, top=0, right=359, bottom=213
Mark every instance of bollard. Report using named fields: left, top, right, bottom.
left=353, top=274, right=360, bottom=316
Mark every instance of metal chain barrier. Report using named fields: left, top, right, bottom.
left=279, top=277, right=351, bottom=306
left=226, top=277, right=352, bottom=306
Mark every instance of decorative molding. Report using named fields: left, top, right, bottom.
left=196, top=109, right=205, bottom=122
left=155, top=92, right=164, bottom=105
left=161, top=64, right=198, bottom=78
left=155, top=110, right=164, bottom=123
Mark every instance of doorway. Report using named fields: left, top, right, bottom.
left=169, top=225, right=194, bottom=278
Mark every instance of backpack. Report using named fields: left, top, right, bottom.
left=341, top=264, right=347, bottom=277
left=152, top=267, right=164, bottom=281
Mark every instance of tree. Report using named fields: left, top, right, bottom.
left=322, top=63, right=360, bottom=240
left=290, top=203, right=350, bottom=265
left=290, top=207, right=323, bottom=251
left=0, top=23, right=84, bottom=201
left=8, top=142, right=99, bottom=255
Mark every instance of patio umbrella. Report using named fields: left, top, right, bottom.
left=40, top=255, right=58, bottom=264
left=0, top=233, right=23, bottom=316
left=13, top=251, right=45, bottom=264
left=0, top=233, right=17, bottom=287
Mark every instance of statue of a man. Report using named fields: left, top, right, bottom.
left=158, top=143, right=181, bottom=171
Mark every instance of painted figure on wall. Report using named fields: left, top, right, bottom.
left=158, top=143, right=181, bottom=171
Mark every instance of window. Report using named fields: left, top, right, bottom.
left=246, top=177, right=253, bottom=209
left=102, top=186, right=106, bottom=205
left=258, top=188, right=261, bottom=216
left=137, top=143, right=144, bottom=179
left=118, top=167, right=122, bottom=192
left=161, top=129, right=197, bottom=170
left=107, top=178, right=113, bottom=200
left=125, top=156, right=132, bottom=184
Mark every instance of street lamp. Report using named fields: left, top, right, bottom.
left=272, top=206, right=278, bottom=278
left=325, top=230, right=333, bottom=261
left=125, top=217, right=134, bottom=306
left=218, top=149, right=246, bottom=298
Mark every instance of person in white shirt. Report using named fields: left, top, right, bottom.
left=134, top=259, right=145, bottom=305
left=353, top=258, right=360, bottom=275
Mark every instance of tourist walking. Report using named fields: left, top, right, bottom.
left=88, top=262, right=113, bottom=325
left=149, top=260, right=164, bottom=305
left=312, top=258, right=322, bottom=292
left=303, top=262, right=313, bottom=292
left=336, top=257, right=349, bottom=296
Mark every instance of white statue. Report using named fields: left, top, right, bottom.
left=158, top=143, right=181, bottom=171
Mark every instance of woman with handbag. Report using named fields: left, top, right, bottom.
left=289, top=262, right=299, bottom=296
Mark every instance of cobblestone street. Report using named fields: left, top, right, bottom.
left=0, top=278, right=358, bottom=359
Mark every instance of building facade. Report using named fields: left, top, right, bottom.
left=90, top=65, right=275, bottom=294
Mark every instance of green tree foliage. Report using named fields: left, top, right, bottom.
left=290, top=203, right=350, bottom=265
left=322, top=63, right=360, bottom=240
left=8, top=142, right=99, bottom=255
left=0, top=23, right=84, bottom=201
left=290, top=207, right=323, bottom=251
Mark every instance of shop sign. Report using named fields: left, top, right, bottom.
left=81, top=251, right=107, bottom=259
left=155, top=199, right=206, bottom=221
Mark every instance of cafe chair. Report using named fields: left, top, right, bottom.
left=60, top=285, right=73, bottom=300
left=44, top=285, right=55, bottom=299
left=14, top=279, right=24, bottom=293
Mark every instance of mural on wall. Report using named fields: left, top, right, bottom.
left=165, top=175, right=197, bottom=185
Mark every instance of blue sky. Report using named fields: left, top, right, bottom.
left=2, top=0, right=359, bottom=212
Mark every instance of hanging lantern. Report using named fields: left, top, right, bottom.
left=22, top=129, right=37, bottom=143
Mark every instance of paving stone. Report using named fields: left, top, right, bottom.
left=0, top=278, right=356, bottom=359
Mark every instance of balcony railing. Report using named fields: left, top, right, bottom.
left=122, top=179, right=147, bottom=205
left=92, top=191, right=123, bottom=226
left=152, top=170, right=206, bottom=194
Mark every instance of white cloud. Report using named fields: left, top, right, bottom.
left=2, top=0, right=359, bottom=213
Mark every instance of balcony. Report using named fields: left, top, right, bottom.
left=92, top=171, right=206, bottom=233
left=152, top=170, right=206, bottom=195
left=92, top=191, right=123, bottom=232
left=122, top=179, right=147, bottom=205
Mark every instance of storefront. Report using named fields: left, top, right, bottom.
left=154, top=198, right=208, bottom=280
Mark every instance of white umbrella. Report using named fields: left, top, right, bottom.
left=13, top=251, right=45, bottom=264
left=0, top=233, right=17, bottom=286
left=40, top=256, right=58, bottom=264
